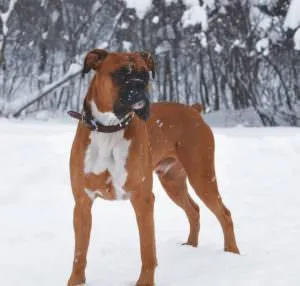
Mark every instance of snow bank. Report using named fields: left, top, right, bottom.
left=203, top=107, right=263, bottom=127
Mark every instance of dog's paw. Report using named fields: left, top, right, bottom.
left=67, top=275, right=86, bottom=286
left=224, top=246, right=240, bottom=254
left=135, top=276, right=154, bottom=286
left=68, top=282, right=85, bottom=286
left=182, top=241, right=198, bottom=247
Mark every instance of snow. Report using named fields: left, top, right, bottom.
left=123, top=0, right=213, bottom=22
left=1, top=120, right=300, bottom=285
left=0, top=0, right=18, bottom=35
left=167, top=0, right=215, bottom=7
left=41, top=31, right=48, bottom=40
left=63, top=34, right=70, bottom=41
left=51, top=10, right=60, bottom=24
left=91, top=0, right=102, bottom=14
left=284, top=0, right=300, bottom=30
left=256, top=38, right=269, bottom=53
left=214, top=43, right=223, bottom=53
left=124, top=0, right=152, bottom=19
left=182, top=4, right=208, bottom=30
left=37, top=72, right=50, bottom=82
left=203, top=107, right=262, bottom=127
left=120, top=22, right=129, bottom=29
left=284, top=0, right=300, bottom=50
left=35, top=110, right=52, bottom=121
left=122, top=41, right=132, bottom=51
left=180, top=1, right=210, bottom=30
left=200, top=32, right=208, bottom=47
left=258, top=17, right=273, bottom=31
left=152, top=16, right=159, bottom=24
left=254, top=0, right=277, bottom=5
left=98, top=41, right=108, bottom=49
left=155, top=40, right=172, bottom=55
left=253, top=0, right=300, bottom=51
left=4, top=63, right=82, bottom=116
left=232, top=39, right=245, bottom=49
left=294, top=28, right=300, bottom=50
left=165, top=0, right=177, bottom=4
left=67, top=63, right=81, bottom=75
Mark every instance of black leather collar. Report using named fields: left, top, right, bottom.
left=68, top=101, right=134, bottom=133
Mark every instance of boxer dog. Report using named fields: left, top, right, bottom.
left=67, top=50, right=239, bottom=286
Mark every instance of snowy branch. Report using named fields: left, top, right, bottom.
left=12, top=64, right=82, bottom=118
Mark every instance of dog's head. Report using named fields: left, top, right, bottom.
left=82, top=49, right=155, bottom=121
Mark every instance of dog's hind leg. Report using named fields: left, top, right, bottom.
left=68, top=193, right=93, bottom=286
left=156, top=157, right=200, bottom=247
left=176, top=126, right=240, bottom=254
left=188, top=172, right=240, bottom=253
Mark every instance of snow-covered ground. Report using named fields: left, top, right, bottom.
left=1, top=119, right=300, bottom=286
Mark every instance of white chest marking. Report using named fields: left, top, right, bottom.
left=84, top=188, right=104, bottom=201
left=84, top=101, right=131, bottom=200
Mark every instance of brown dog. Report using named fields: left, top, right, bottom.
left=67, top=50, right=239, bottom=286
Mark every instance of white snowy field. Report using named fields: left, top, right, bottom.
left=0, top=119, right=300, bottom=286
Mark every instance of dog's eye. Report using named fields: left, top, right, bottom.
left=111, top=66, right=131, bottom=83
left=121, top=66, right=131, bottom=74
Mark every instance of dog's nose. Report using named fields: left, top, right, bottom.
left=125, top=78, right=147, bottom=90
left=123, top=79, right=147, bottom=102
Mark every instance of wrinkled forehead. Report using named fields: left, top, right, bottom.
left=102, top=53, right=147, bottom=72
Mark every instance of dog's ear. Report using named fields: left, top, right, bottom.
left=140, top=52, right=155, bottom=79
left=82, top=49, right=108, bottom=77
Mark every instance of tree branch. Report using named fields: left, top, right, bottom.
left=12, top=65, right=82, bottom=117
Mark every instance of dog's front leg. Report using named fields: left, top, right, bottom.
left=131, top=187, right=157, bottom=286
left=68, top=196, right=93, bottom=286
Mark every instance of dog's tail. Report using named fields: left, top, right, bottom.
left=191, top=103, right=203, bottom=113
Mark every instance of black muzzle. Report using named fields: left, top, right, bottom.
left=114, top=78, right=150, bottom=121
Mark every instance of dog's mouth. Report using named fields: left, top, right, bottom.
left=131, top=100, right=146, bottom=110
left=116, top=79, right=151, bottom=121
left=132, top=98, right=150, bottom=121
left=114, top=97, right=150, bottom=122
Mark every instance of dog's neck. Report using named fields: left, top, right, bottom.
left=85, top=77, right=125, bottom=127
left=73, top=99, right=133, bottom=133
left=89, top=100, right=121, bottom=126
left=78, top=76, right=135, bottom=133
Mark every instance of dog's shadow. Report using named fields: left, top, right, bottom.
left=86, top=280, right=166, bottom=286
